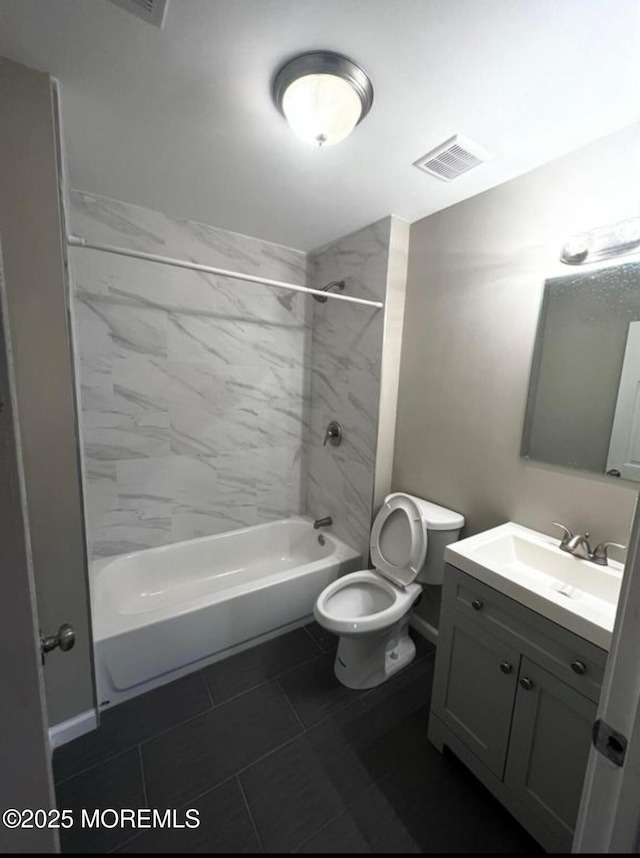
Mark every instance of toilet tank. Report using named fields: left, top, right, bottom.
left=401, top=494, right=465, bottom=585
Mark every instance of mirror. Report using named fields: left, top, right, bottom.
left=522, top=260, right=640, bottom=481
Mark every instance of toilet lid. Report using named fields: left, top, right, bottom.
left=370, top=494, right=428, bottom=589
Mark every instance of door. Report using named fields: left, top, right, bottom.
left=504, top=658, right=596, bottom=850
left=574, top=496, right=640, bottom=853
left=0, top=266, right=57, bottom=852
left=0, top=60, right=95, bottom=730
left=606, top=321, right=640, bottom=480
left=432, top=608, right=520, bottom=777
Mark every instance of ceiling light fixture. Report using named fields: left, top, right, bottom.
left=273, top=51, right=373, bottom=147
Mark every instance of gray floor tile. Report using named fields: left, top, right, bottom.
left=240, top=735, right=346, bottom=853
left=294, top=812, right=371, bottom=853
left=202, top=628, right=320, bottom=704
left=359, top=645, right=435, bottom=714
left=348, top=782, right=421, bottom=854
left=57, top=749, right=145, bottom=854
left=53, top=627, right=545, bottom=854
left=142, top=681, right=302, bottom=809
left=113, top=778, right=261, bottom=853
left=305, top=700, right=379, bottom=802
left=54, top=671, right=212, bottom=783
left=353, top=747, right=542, bottom=854
left=278, top=651, right=363, bottom=728
left=304, top=621, right=338, bottom=653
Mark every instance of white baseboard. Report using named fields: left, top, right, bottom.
left=410, top=614, right=439, bottom=646
left=49, top=709, right=97, bottom=749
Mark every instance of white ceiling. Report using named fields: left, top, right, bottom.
left=1, top=0, right=639, bottom=251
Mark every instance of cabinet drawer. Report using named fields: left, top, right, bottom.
left=443, top=564, right=607, bottom=703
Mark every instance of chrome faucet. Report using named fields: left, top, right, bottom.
left=552, top=522, right=625, bottom=566
left=314, top=516, right=333, bottom=530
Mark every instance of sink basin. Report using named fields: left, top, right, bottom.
left=445, top=522, right=624, bottom=649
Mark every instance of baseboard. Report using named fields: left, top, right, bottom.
left=49, top=709, right=97, bottom=749
left=410, top=614, right=439, bottom=646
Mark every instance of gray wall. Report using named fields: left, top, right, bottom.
left=306, top=217, right=408, bottom=557
left=69, top=191, right=310, bottom=557
left=525, top=263, right=640, bottom=473
left=394, top=121, right=640, bottom=629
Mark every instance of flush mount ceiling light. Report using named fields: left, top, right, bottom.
left=273, top=51, right=373, bottom=147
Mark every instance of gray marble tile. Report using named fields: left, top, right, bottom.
left=305, top=220, right=390, bottom=558
left=91, top=509, right=173, bottom=557
left=77, top=357, right=113, bottom=411
left=116, top=455, right=219, bottom=511
left=83, top=410, right=171, bottom=461
left=69, top=190, right=307, bottom=283
left=69, top=191, right=392, bottom=558
left=167, top=312, right=263, bottom=366
left=171, top=507, right=258, bottom=541
left=75, top=295, right=167, bottom=361
left=82, top=460, right=119, bottom=548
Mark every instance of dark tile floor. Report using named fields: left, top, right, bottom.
left=54, top=624, right=542, bottom=854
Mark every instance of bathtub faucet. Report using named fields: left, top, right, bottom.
left=314, top=516, right=333, bottom=530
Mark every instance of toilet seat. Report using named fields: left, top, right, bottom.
left=370, top=493, right=428, bottom=589
left=313, top=570, right=421, bottom=635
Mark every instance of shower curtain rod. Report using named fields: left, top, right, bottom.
left=66, top=236, right=384, bottom=309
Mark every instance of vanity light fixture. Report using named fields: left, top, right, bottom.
left=561, top=217, right=640, bottom=265
left=273, top=51, right=373, bottom=147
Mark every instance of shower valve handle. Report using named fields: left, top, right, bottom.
left=323, top=420, right=343, bottom=447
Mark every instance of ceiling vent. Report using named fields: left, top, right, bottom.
left=413, top=134, right=492, bottom=182
left=107, top=0, right=169, bottom=27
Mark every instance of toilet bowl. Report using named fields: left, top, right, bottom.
left=313, top=492, right=464, bottom=689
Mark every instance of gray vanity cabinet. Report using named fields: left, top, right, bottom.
left=429, top=564, right=607, bottom=853
left=432, top=609, right=520, bottom=778
left=505, top=657, right=596, bottom=848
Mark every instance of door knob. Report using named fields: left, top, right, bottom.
left=500, top=662, right=513, bottom=675
left=471, top=599, right=483, bottom=611
left=40, top=623, right=75, bottom=665
left=571, top=660, right=586, bottom=675
left=519, top=677, right=534, bottom=691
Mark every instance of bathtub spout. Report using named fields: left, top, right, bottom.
left=314, top=516, right=333, bottom=529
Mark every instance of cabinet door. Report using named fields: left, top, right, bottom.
left=432, top=607, right=520, bottom=778
left=505, top=657, right=596, bottom=849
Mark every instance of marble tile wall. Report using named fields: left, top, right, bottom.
left=306, top=218, right=394, bottom=557
left=68, top=191, right=311, bottom=558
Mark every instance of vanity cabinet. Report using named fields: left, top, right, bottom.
left=429, top=564, right=606, bottom=853
left=434, top=608, right=520, bottom=778
left=505, top=657, right=596, bottom=844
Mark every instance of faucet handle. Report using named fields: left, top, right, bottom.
left=552, top=522, right=574, bottom=548
left=591, top=541, right=627, bottom=566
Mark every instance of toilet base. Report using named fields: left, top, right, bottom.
left=333, top=617, right=416, bottom=689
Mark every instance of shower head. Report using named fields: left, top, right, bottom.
left=313, top=280, right=346, bottom=303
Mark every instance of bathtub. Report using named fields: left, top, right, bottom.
left=91, top=516, right=361, bottom=707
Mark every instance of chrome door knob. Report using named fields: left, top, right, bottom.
left=519, top=677, right=534, bottom=691
left=40, top=623, right=75, bottom=664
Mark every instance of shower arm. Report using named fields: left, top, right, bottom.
left=313, top=280, right=346, bottom=303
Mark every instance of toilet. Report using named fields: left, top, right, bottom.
left=314, top=492, right=464, bottom=689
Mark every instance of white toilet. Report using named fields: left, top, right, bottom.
left=314, top=492, right=464, bottom=689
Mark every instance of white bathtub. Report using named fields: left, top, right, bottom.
left=91, top=516, right=361, bottom=707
